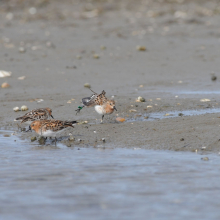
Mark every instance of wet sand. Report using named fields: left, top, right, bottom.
left=1, top=0, right=220, bottom=152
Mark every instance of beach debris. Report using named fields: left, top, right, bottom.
left=21, top=105, right=28, bottom=111
left=31, top=137, right=37, bottom=142
left=93, top=54, right=100, bottom=59
left=94, top=131, right=97, bottom=133
left=116, top=117, right=126, bottom=122
left=76, top=55, right=82, bottom=59
left=180, top=138, right=184, bottom=141
left=100, top=46, right=106, bottom=50
left=19, top=47, right=26, bottom=53
left=211, top=75, right=217, bottom=81
left=200, top=99, right=211, bottom=102
left=178, top=81, right=183, bottom=83
left=136, top=96, right=145, bottom=102
left=78, top=139, right=82, bottom=142
left=18, top=76, right=26, bottom=80
left=13, top=107, right=20, bottom=112
left=164, top=113, right=170, bottom=116
left=67, top=100, right=72, bottom=104
left=144, top=116, right=149, bottom=119
left=68, top=136, right=75, bottom=141
left=147, top=105, right=153, bottom=108
left=38, top=136, right=46, bottom=145
left=201, top=157, right=209, bottom=161
left=156, top=98, right=161, bottom=100
left=0, top=70, right=11, bottom=78
left=139, top=85, right=144, bottom=88
left=84, top=83, right=91, bottom=88
left=129, top=109, right=137, bottom=112
left=178, top=113, right=184, bottom=116
left=136, top=46, right=146, bottom=51
left=1, top=82, right=10, bottom=88
left=77, top=121, right=88, bottom=125
left=102, top=138, right=105, bottom=142
left=4, top=134, right=10, bottom=137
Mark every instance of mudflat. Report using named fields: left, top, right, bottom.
left=1, top=0, right=220, bottom=152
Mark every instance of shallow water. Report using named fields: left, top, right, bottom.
left=1, top=130, right=220, bottom=220
left=128, top=108, right=220, bottom=122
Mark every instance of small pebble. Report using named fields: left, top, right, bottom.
left=136, top=96, right=145, bottom=102
left=211, top=75, right=217, bottom=81
left=21, top=105, right=28, bottom=111
left=69, top=136, right=75, bottom=141
left=1, top=82, right=10, bottom=88
left=19, top=47, right=26, bottom=53
left=178, top=113, right=184, bottom=116
left=93, top=54, right=100, bottom=59
left=31, top=137, right=37, bottom=142
left=4, top=134, right=10, bottom=137
left=201, top=157, right=209, bottom=161
left=102, top=138, right=105, bottom=142
left=13, top=107, right=20, bottom=112
left=84, top=83, right=91, bottom=88
left=180, top=138, right=184, bottom=141
left=136, top=46, right=146, bottom=51
left=116, top=117, right=126, bottom=122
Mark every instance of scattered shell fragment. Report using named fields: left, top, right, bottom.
left=129, top=109, right=137, bottom=112
left=201, top=157, right=209, bottom=161
left=139, top=85, right=144, bottom=88
left=178, top=81, right=183, bottom=83
left=13, top=107, right=20, bottom=112
left=116, top=117, right=126, bottom=122
left=147, top=105, right=153, bottom=108
left=136, top=96, right=145, bottom=102
left=21, top=105, right=28, bottom=111
left=77, top=121, right=88, bottom=125
left=200, top=99, right=211, bottom=102
left=136, top=46, right=146, bottom=51
left=19, top=47, right=26, bottom=53
left=0, top=70, right=11, bottom=78
left=18, top=76, right=26, bottom=80
left=100, top=46, right=106, bottom=50
left=156, top=98, right=161, bottom=100
left=102, top=138, right=105, bottom=142
left=31, top=137, right=37, bottom=142
left=76, top=55, right=82, bottom=59
left=69, top=136, right=75, bottom=141
left=1, top=82, right=10, bottom=88
left=67, top=100, right=72, bottom=104
left=84, top=83, right=91, bottom=88
left=164, top=113, right=170, bottom=116
left=93, top=54, right=100, bottom=59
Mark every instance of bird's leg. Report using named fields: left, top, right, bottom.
left=101, top=115, right=104, bottom=123
left=54, top=137, right=57, bottom=146
left=75, top=105, right=84, bottom=115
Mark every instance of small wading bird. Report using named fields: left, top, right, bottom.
left=14, top=108, right=54, bottom=131
left=75, top=89, right=117, bottom=123
left=30, top=119, right=78, bottom=144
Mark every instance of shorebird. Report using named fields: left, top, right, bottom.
left=76, top=89, right=117, bottom=123
left=14, top=108, right=54, bottom=131
left=30, top=119, right=78, bottom=144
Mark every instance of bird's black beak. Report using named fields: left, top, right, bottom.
left=114, top=106, right=117, bottom=111
left=51, top=115, right=54, bottom=119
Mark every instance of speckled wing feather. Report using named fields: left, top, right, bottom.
left=41, top=120, right=77, bottom=132
left=82, top=90, right=107, bottom=107
left=16, top=108, right=50, bottom=123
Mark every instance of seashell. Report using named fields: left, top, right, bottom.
left=67, top=100, right=71, bottom=104
left=93, top=54, right=100, bottom=59
left=77, top=121, right=88, bottom=125
left=1, top=82, right=10, bottom=88
left=116, top=117, right=126, bottom=122
left=84, top=83, right=91, bottom=88
left=69, top=136, right=75, bottom=141
left=31, top=137, right=37, bottom=142
left=13, top=107, right=20, bottom=112
left=0, top=70, right=12, bottom=78
left=19, top=47, right=26, bottom=53
left=18, top=76, right=26, bottom=80
left=129, top=109, right=137, bottom=112
left=200, top=99, right=210, bottom=102
left=21, top=105, right=28, bottom=111
left=136, top=96, right=145, bottom=102
left=136, top=46, right=146, bottom=51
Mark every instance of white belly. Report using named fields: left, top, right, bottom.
left=94, top=105, right=104, bottom=115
